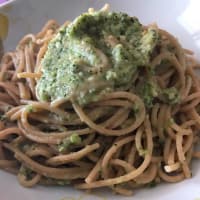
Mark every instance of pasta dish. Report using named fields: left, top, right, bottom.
left=0, top=4, right=200, bottom=196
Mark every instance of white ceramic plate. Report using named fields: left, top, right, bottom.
left=1, top=0, right=200, bottom=199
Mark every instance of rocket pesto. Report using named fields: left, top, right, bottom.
left=36, top=9, right=179, bottom=106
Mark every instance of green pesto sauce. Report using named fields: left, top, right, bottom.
left=138, top=80, right=160, bottom=108
left=138, top=80, right=180, bottom=108
left=58, top=133, right=82, bottom=152
left=36, top=10, right=159, bottom=105
left=162, top=87, right=180, bottom=105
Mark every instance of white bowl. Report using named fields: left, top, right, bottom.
left=1, top=0, right=200, bottom=199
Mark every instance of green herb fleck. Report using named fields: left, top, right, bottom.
left=19, top=166, right=33, bottom=179
left=44, top=177, right=70, bottom=185
left=0, top=115, right=7, bottom=121
left=133, top=103, right=139, bottom=114
left=140, top=81, right=159, bottom=108
left=168, top=118, right=174, bottom=125
left=58, top=133, right=82, bottom=152
left=147, top=180, right=157, bottom=188
left=5, top=105, right=12, bottom=112
left=139, top=148, right=149, bottom=157
left=57, top=180, right=70, bottom=186
left=69, top=133, right=82, bottom=144
left=98, top=169, right=102, bottom=177
left=3, top=72, right=10, bottom=81
left=167, top=44, right=175, bottom=52
left=162, top=87, right=180, bottom=105
left=25, top=105, right=36, bottom=113
left=21, top=144, right=31, bottom=152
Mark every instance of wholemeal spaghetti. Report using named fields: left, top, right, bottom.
left=0, top=4, right=200, bottom=196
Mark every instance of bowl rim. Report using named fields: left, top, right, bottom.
left=0, top=0, right=16, bottom=9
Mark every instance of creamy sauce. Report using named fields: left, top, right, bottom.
left=36, top=10, right=159, bottom=105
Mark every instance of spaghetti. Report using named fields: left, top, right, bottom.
left=0, top=5, right=200, bottom=196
